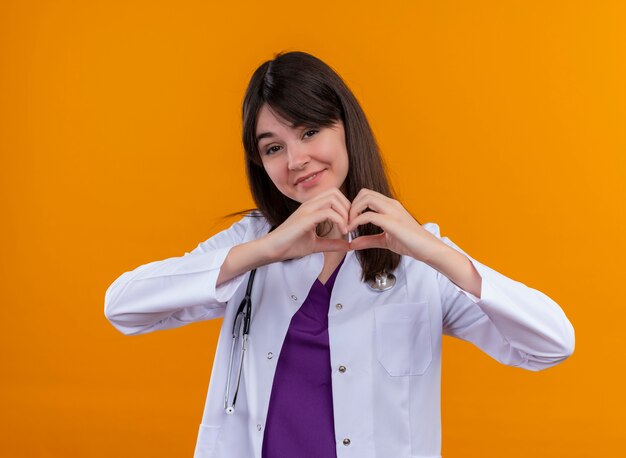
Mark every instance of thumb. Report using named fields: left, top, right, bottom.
left=349, top=233, right=386, bottom=251
left=314, top=238, right=351, bottom=253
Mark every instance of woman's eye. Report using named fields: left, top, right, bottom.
left=304, top=129, right=319, bottom=138
left=263, top=129, right=318, bottom=155
left=265, top=145, right=281, bottom=155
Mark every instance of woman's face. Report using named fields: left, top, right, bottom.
left=256, top=103, right=349, bottom=204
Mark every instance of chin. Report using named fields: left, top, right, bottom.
left=296, top=187, right=329, bottom=202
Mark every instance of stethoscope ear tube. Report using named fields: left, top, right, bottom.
left=241, top=275, right=254, bottom=335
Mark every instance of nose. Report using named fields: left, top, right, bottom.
left=287, top=143, right=310, bottom=171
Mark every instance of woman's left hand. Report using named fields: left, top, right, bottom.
left=347, top=188, right=446, bottom=262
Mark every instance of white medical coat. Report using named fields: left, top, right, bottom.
left=104, top=215, right=575, bottom=458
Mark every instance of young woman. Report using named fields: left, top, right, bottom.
left=104, top=51, right=575, bottom=458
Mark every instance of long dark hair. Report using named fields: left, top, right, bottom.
left=227, top=51, right=412, bottom=283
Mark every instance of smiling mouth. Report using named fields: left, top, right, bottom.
left=296, top=170, right=325, bottom=185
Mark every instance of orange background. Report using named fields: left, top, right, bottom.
left=1, top=1, right=623, bottom=456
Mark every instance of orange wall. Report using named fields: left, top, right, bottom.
left=1, top=1, right=623, bottom=456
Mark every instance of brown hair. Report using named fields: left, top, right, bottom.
left=227, top=51, right=414, bottom=283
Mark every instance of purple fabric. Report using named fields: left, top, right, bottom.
left=262, top=256, right=345, bottom=458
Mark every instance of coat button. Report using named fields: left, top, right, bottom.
left=267, top=352, right=273, bottom=359
left=338, top=365, right=347, bottom=373
left=291, top=295, right=297, bottom=301
left=342, top=438, right=351, bottom=446
left=335, top=303, right=343, bottom=310
left=257, top=424, right=262, bottom=431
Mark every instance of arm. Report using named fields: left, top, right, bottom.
left=104, top=187, right=366, bottom=336
left=423, top=241, right=483, bottom=299
left=216, top=237, right=275, bottom=287
left=423, top=223, right=575, bottom=371
left=343, top=189, right=574, bottom=371
left=104, top=215, right=273, bottom=336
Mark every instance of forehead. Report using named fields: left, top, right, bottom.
left=254, top=103, right=344, bottom=145
left=255, top=104, right=306, bottom=146
left=256, top=104, right=296, bottom=131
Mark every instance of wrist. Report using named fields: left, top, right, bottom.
left=423, top=241, right=459, bottom=270
left=256, top=233, right=283, bottom=263
left=422, top=242, right=482, bottom=298
left=416, top=236, right=451, bottom=265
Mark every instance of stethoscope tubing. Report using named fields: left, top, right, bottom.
left=223, top=224, right=395, bottom=414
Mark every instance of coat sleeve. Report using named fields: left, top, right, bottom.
left=423, top=223, right=575, bottom=371
left=104, top=215, right=265, bottom=336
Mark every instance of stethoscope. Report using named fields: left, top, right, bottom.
left=223, top=228, right=396, bottom=414
left=223, top=267, right=255, bottom=414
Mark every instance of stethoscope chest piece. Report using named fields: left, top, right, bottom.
left=367, top=272, right=396, bottom=291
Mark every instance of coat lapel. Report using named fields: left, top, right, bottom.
left=243, top=252, right=325, bottom=428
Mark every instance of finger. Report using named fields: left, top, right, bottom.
left=313, top=208, right=350, bottom=234
left=307, top=190, right=350, bottom=231
left=349, top=190, right=389, bottom=224
left=314, top=187, right=351, bottom=213
left=347, top=206, right=387, bottom=232
left=310, top=196, right=349, bottom=231
left=349, top=233, right=387, bottom=251
left=313, top=238, right=351, bottom=253
left=334, top=187, right=352, bottom=211
left=329, top=194, right=350, bottom=231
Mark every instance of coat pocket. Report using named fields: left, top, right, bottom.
left=374, top=301, right=433, bottom=376
left=194, top=424, right=222, bottom=458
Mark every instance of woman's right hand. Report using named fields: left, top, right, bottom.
left=262, top=188, right=352, bottom=261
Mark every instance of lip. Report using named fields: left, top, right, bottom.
left=294, top=169, right=325, bottom=185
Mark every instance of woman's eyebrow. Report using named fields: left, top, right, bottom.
left=256, top=131, right=275, bottom=144
left=256, top=124, right=308, bottom=144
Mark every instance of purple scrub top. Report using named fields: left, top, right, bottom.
left=262, top=256, right=345, bottom=458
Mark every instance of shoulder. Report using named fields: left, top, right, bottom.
left=186, top=210, right=271, bottom=255
left=240, top=210, right=272, bottom=240
left=224, top=210, right=272, bottom=242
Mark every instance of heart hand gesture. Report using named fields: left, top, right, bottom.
left=347, top=188, right=444, bottom=262
left=263, top=188, right=351, bottom=261
left=263, top=187, right=445, bottom=264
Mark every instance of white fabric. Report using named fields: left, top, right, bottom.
left=104, top=214, right=575, bottom=458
